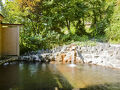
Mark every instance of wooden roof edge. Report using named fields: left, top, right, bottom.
left=0, top=14, right=5, bottom=18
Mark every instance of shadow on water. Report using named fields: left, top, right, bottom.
left=0, top=61, right=73, bottom=90
left=80, top=82, right=120, bottom=90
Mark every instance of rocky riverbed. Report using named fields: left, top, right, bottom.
left=19, top=43, right=120, bottom=69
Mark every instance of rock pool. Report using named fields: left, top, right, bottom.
left=0, top=61, right=120, bottom=90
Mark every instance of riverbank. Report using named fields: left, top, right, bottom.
left=18, top=42, right=120, bottom=69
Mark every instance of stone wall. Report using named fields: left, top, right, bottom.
left=78, top=43, right=120, bottom=68
left=19, top=43, right=120, bottom=69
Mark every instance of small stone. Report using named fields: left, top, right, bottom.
left=37, top=50, right=41, bottom=54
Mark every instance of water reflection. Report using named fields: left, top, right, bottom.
left=41, top=63, right=46, bottom=71
left=56, top=64, right=120, bottom=88
left=0, top=62, right=120, bottom=89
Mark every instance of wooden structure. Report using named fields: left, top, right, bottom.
left=0, top=14, right=21, bottom=57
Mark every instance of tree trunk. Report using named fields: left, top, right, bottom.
left=93, top=10, right=97, bottom=25
left=66, top=19, right=71, bottom=32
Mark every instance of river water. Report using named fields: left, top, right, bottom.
left=0, top=61, right=120, bottom=90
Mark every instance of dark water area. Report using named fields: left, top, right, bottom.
left=0, top=61, right=120, bottom=90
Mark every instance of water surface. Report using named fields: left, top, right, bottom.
left=0, top=61, right=120, bottom=90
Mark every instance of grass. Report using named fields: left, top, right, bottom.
left=64, top=40, right=96, bottom=47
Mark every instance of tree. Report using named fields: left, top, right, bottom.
left=30, top=0, right=89, bottom=35
left=85, top=0, right=115, bottom=36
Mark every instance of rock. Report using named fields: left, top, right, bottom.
left=116, top=56, right=120, bottom=60
left=84, top=55, right=92, bottom=59
left=88, top=61, right=92, bottom=64
left=108, top=51, right=114, bottom=56
left=114, top=64, right=120, bottom=68
left=20, top=56, right=31, bottom=60
left=64, top=51, right=74, bottom=63
left=31, top=55, right=41, bottom=61
left=40, top=53, right=51, bottom=62
left=61, top=46, right=67, bottom=52
left=81, top=47, right=86, bottom=51
left=94, top=55, right=99, bottom=58
left=50, top=55, right=55, bottom=61
left=76, top=57, right=84, bottom=63
left=41, top=49, right=44, bottom=53
left=55, top=53, right=62, bottom=62
left=37, top=50, right=41, bottom=54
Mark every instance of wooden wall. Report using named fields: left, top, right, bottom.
left=1, top=26, right=19, bottom=56
left=0, top=24, right=2, bottom=56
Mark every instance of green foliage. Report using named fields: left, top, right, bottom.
left=89, top=0, right=115, bottom=36
left=2, top=1, right=25, bottom=23
left=20, top=31, right=61, bottom=54
left=105, top=3, right=120, bottom=43
left=20, top=31, right=91, bottom=54
left=73, top=41, right=96, bottom=47
left=32, top=0, right=89, bottom=34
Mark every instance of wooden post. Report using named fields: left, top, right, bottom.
left=61, top=53, right=66, bottom=64
left=0, top=15, right=3, bottom=56
left=74, top=49, right=77, bottom=64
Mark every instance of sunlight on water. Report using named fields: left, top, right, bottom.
left=68, top=64, right=76, bottom=67
left=56, top=64, right=120, bottom=88
left=0, top=62, right=120, bottom=89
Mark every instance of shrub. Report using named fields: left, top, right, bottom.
left=105, top=6, right=120, bottom=43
